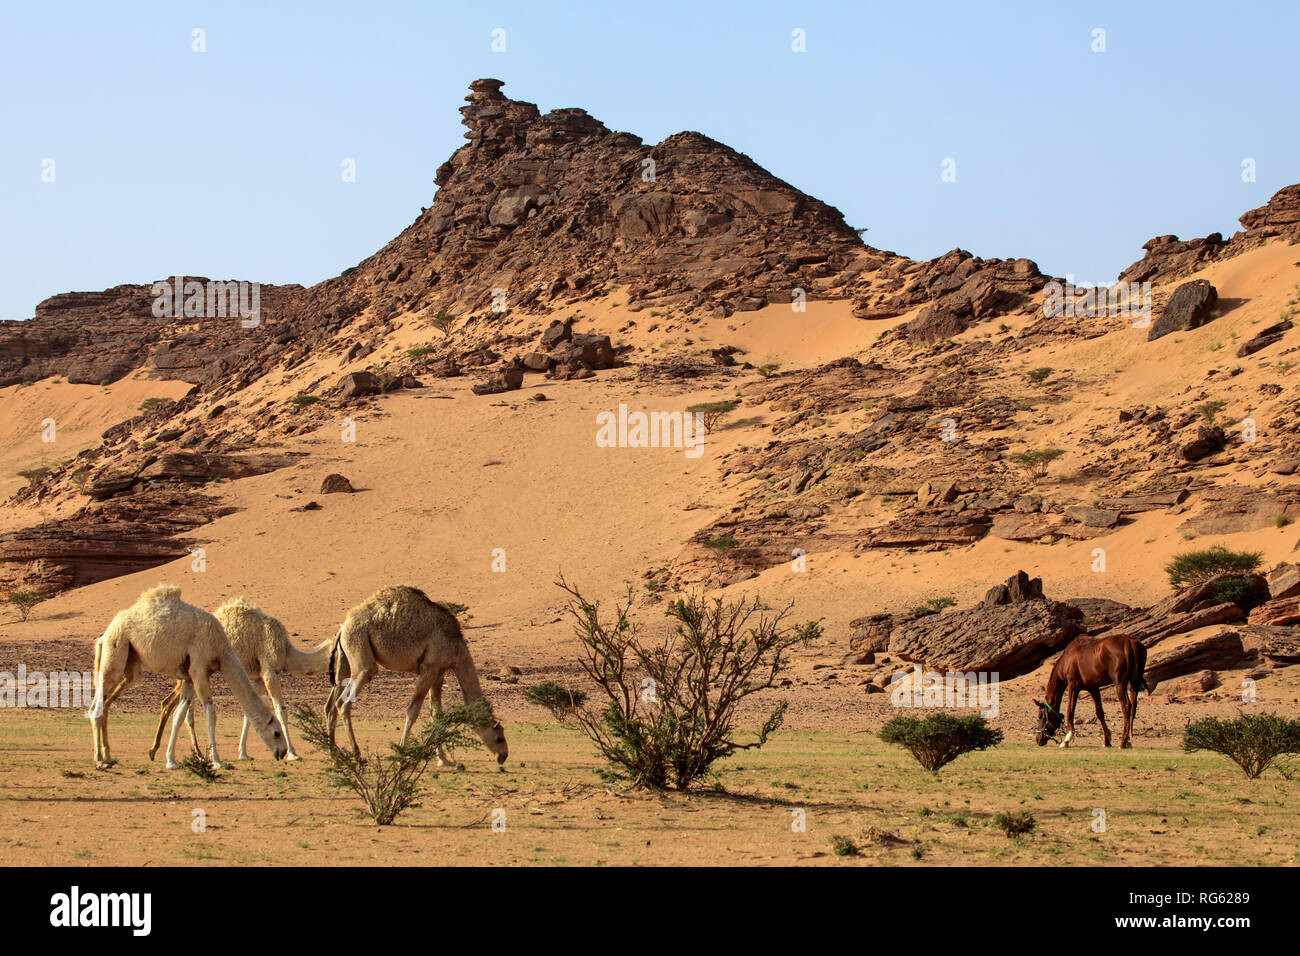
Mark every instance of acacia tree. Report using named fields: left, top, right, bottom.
left=1009, top=448, right=1064, bottom=480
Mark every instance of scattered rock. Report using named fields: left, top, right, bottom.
left=320, top=473, right=355, bottom=494
left=339, top=371, right=380, bottom=398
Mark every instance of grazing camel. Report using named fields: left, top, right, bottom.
left=323, top=585, right=508, bottom=765
left=148, top=597, right=333, bottom=762
left=1035, top=633, right=1150, bottom=749
left=87, top=584, right=287, bottom=769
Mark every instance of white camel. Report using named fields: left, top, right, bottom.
left=148, top=597, right=333, bottom=762
left=323, top=585, right=508, bottom=765
left=87, top=584, right=287, bottom=769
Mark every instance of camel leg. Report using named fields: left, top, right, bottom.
left=400, top=667, right=439, bottom=745
left=324, top=644, right=353, bottom=749
left=149, top=680, right=186, bottom=761
left=340, top=670, right=374, bottom=757
left=165, top=683, right=196, bottom=769
left=91, top=645, right=139, bottom=769
left=263, top=671, right=300, bottom=760
left=1088, top=688, right=1111, bottom=747
left=238, top=676, right=269, bottom=760
left=429, top=671, right=457, bottom=767
left=188, top=670, right=225, bottom=769
left=1060, top=686, right=1079, bottom=748
left=324, top=683, right=342, bottom=748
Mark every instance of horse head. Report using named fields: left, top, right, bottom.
left=1033, top=699, right=1062, bottom=746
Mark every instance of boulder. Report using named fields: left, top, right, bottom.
left=1168, top=669, right=1220, bottom=696
left=1266, top=562, right=1300, bottom=601
left=320, top=473, right=355, bottom=494
left=1237, top=625, right=1300, bottom=664
left=1247, top=597, right=1300, bottom=627
left=982, top=570, right=1044, bottom=606
left=1143, top=627, right=1248, bottom=684
left=888, top=597, right=1080, bottom=678
left=1236, top=319, right=1291, bottom=357
left=470, top=367, right=524, bottom=395
left=521, top=351, right=555, bottom=372
left=552, top=333, right=615, bottom=370
left=1095, top=573, right=1267, bottom=646
left=338, top=371, right=380, bottom=398
left=540, top=319, right=572, bottom=349
left=1147, top=279, right=1218, bottom=341
left=1180, top=425, right=1226, bottom=462
left=1064, top=505, right=1121, bottom=528
left=1063, top=597, right=1133, bottom=633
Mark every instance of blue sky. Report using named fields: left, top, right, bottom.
left=2, top=0, right=1295, bottom=320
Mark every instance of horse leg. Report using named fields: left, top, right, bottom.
left=1121, top=682, right=1137, bottom=749
left=1060, top=686, right=1079, bottom=747
left=1088, top=688, right=1111, bottom=746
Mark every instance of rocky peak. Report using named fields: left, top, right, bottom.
left=1120, top=183, right=1300, bottom=285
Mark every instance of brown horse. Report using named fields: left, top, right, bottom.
left=1034, top=634, right=1151, bottom=749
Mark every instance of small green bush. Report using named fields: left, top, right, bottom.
left=294, top=700, right=485, bottom=824
left=1196, top=400, right=1227, bottom=425
left=910, top=597, right=957, bottom=616
left=179, top=752, right=220, bottom=783
left=829, top=834, right=861, bottom=857
left=880, top=713, right=1003, bottom=773
left=524, top=681, right=589, bottom=718
left=993, top=811, right=1037, bottom=839
left=1183, top=713, right=1300, bottom=779
left=289, top=394, right=320, bottom=407
left=1165, top=546, right=1261, bottom=589
left=1026, top=367, right=1053, bottom=385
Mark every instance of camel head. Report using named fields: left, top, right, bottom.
left=1033, top=700, right=1061, bottom=747
left=476, top=719, right=508, bottom=765
left=255, top=713, right=288, bottom=760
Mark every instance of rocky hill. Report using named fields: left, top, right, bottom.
left=2, top=79, right=1299, bottom=653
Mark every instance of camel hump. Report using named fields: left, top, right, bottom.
left=217, top=595, right=260, bottom=615
left=390, top=585, right=438, bottom=606
left=139, top=583, right=183, bottom=603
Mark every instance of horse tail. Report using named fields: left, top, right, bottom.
left=1133, top=639, right=1152, bottom=694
